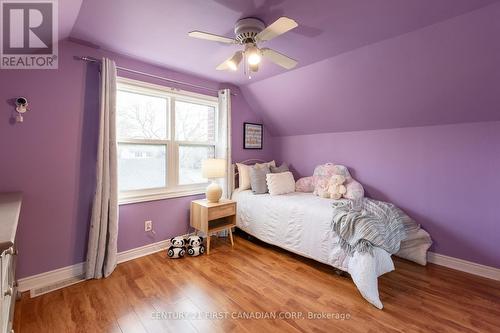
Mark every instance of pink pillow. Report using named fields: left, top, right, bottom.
left=344, top=179, right=365, bottom=200
left=312, top=163, right=364, bottom=199
left=313, top=163, right=338, bottom=179
left=295, top=176, right=314, bottom=192
left=313, top=163, right=347, bottom=195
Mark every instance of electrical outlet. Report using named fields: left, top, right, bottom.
left=144, top=220, right=153, bottom=232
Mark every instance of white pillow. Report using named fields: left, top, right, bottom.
left=266, top=171, right=295, bottom=195
left=237, top=161, right=275, bottom=190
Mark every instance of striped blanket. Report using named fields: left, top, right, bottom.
left=331, top=198, right=412, bottom=256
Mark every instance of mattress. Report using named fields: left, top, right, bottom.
left=232, top=189, right=395, bottom=309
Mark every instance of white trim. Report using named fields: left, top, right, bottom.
left=117, top=239, right=171, bottom=263
left=17, top=237, right=186, bottom=295
left=17, top=262, right=85, bottom=293
left=427, top=252, right=500, bottom=281
left=117, top=77, right=219, bottom=102
left=116, top=76, right=219, bottom=205
left=119, top=188, right=204, bottom=205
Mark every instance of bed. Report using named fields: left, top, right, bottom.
left=230, top=162, right=432, bottom=309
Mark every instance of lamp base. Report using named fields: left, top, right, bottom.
left=206, top=181, right=222, bottom=203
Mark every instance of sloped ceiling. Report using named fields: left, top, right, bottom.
left=62, top=0, right=500, bottom=136
left=58, top=0, right=83, bottom=39
left=68, top=0, right=497, bottom=85
left=241, top=2, right=500, bottom=135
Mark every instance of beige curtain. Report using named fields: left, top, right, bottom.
left=86, top=58, right=119, bottom=279
left=216, top=89, right=232, bottom=199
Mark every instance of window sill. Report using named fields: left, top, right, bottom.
left=119, top=188, right=206, bottom=205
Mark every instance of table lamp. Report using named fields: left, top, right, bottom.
left=202, top=158, right=226, bottom=203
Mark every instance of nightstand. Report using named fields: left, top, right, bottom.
left=190, top=199, right=236, bottom=254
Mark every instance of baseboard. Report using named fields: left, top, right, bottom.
left=428, top=252, right=500, bottom=281
left=17, top=262, right=85, bottom=293
left=18, top=237, right=179, bottom=295
left=117, top=239, right=171, bottom=264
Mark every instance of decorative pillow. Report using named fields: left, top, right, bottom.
left=332, top=164, right=352, bottom=179
left=295, top=176, right=314, bottom=192
left=270, top=162, right=289, bottom=173
left=344, top=179, right=365, bottom=200
left=313, top=163, right=364, bottom=200
left=313, top=163, right=338, bottom=195
left=313, top=163, right=338, bottom=178
left=256, top=160, right=276, bottom=169
left=266, top=171, right=295, bottom=196
left=250, top=166, right=270, bottom=194
left=236, top=160, right=275, bottom=190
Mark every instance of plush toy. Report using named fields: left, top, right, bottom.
left=186, top=235, right=205, bottom=257
left=328, top=174, right=347, bottom=200
left=167, top=236, right=186, bottom=259
left=315, top=178, right=331, bottom=198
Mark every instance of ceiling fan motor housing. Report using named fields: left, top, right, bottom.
left=234, top=17, right=266, bottom=44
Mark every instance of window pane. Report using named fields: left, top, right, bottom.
left=178, top=145, right=215, bottom=185
left=117, top=90, right=168, bottom=140
left=118, top=144, right=166, bottom=191
left=175, top=100, right=215, bottom=142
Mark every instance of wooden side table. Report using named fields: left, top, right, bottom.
left=190, top=199, right=236, bottom=255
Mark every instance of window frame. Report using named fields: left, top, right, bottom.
left=116, top=77, right=219, bottom=205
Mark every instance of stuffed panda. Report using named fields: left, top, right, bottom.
left=187, top=246, right=204, bottom=256
left=167, top=236, right=186, bottom=259
left=186, top=235, right=205, bottom=257
left=168, top=246, right=185, bottom=258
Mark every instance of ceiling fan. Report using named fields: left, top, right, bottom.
left=188, top=17, right=298, bottom=78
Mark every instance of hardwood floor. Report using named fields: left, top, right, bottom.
left=14, top=233, right=500, bottom=333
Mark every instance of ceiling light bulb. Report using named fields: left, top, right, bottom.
left=246, top=46, right=262, bottom=65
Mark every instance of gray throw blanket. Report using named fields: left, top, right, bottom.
left=332, top=198, right=411, bottom=256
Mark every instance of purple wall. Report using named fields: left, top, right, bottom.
left=275, top=121, right=500, bottom=268
left=240, top=3, right=500, bottom=269
left=0, top=40, right=273, bottom=278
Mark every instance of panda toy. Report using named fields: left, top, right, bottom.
left=186, top=235, right=205, bottom=257
left=167, top=236, right=186, bottom=259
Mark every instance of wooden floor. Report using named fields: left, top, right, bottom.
left=14, top=233, right=500, bottom=333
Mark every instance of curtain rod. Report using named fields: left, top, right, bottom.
left=75, top=56, right=236, bottom=96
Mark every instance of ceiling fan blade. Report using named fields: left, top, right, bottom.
left=255, top=17, right=298, bottom=43
left=188, top=31, right=236, bottom=44
left=262, top=48, right=297, bottom=69
left=216, top=51, right=243, bottom=71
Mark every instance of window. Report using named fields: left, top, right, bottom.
left=116, top=78, right=218, bottom=203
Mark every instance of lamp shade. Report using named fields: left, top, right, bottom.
left=202, top=158, right=226, bottom=179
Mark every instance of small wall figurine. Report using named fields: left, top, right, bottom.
left=15, top=97, right=29, bottom=123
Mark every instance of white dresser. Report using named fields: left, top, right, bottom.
left=0, top=193, right=21, bottom=333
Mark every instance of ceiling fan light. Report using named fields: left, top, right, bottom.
left=246, top=45, right=262, bottom=65
left=248, top=53, right=261, bottom=65
left=249, top=62, right=259, bottom=72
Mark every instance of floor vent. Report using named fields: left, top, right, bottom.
left=29, top=275, right=85, bottom=298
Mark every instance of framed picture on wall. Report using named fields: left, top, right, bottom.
left=243, top=122, right=263, bottom=149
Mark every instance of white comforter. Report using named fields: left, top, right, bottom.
left=232, top=190, right=395, bottom=309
